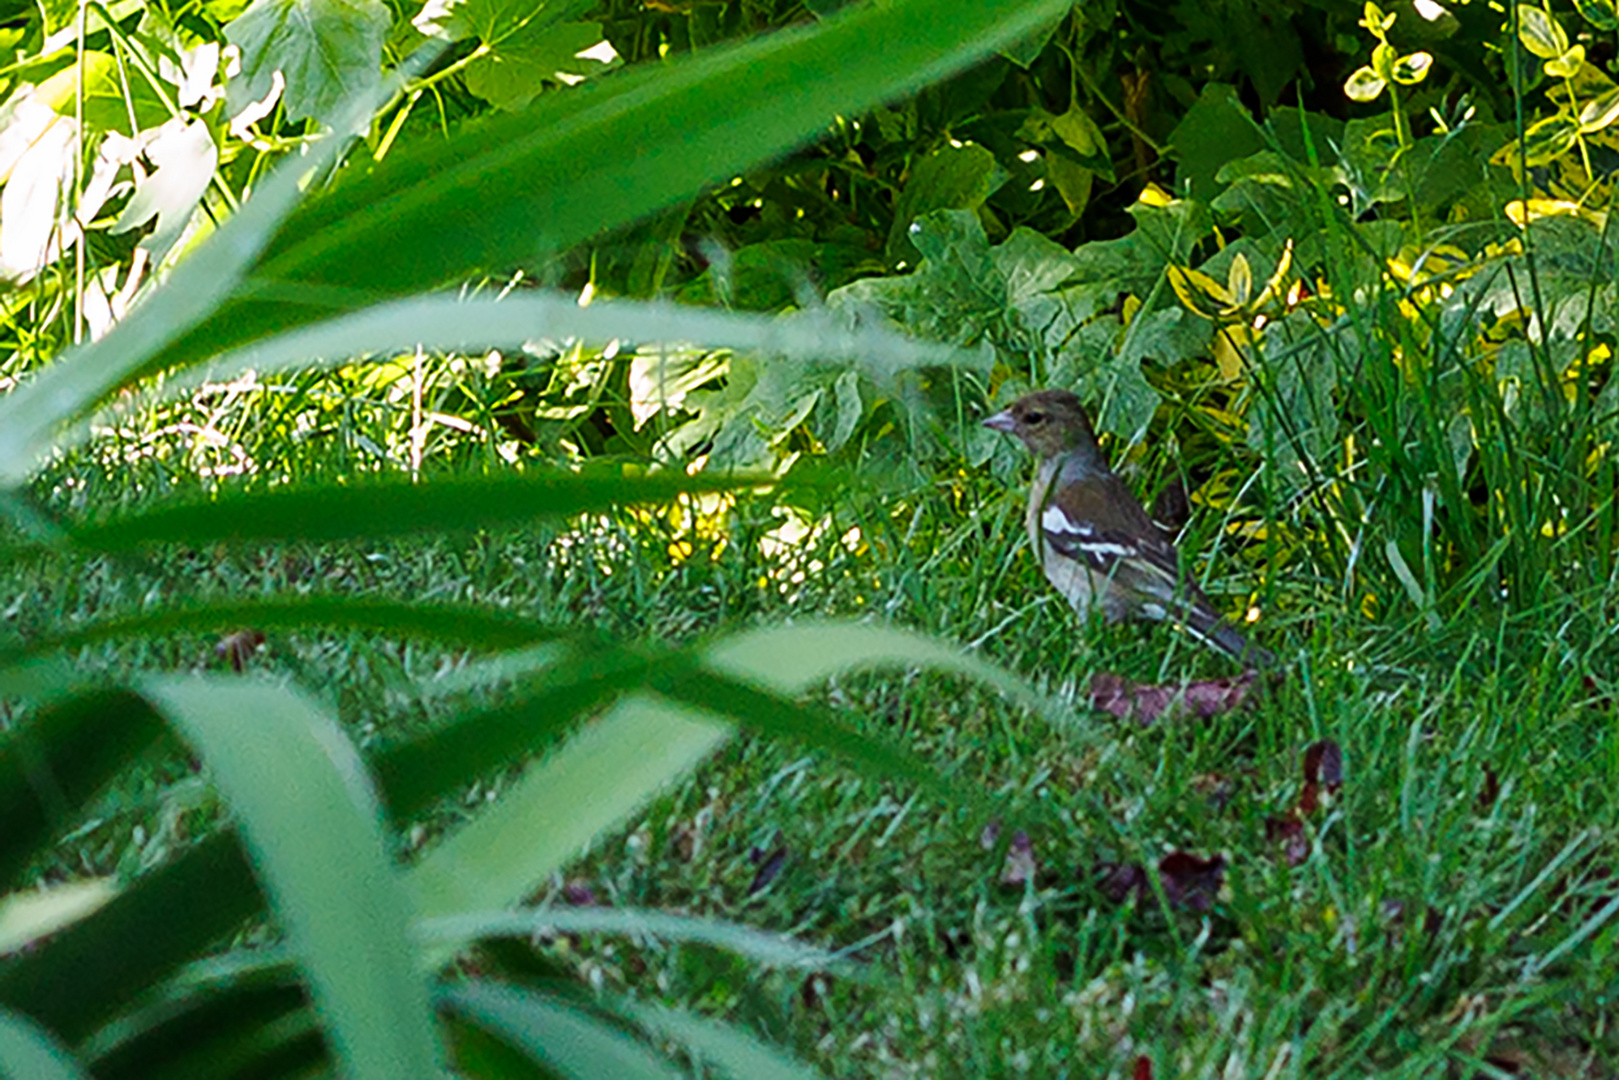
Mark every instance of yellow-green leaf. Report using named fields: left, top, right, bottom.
left=1545, top=44, right=1585, bottom=78
left=1345, top=65, right=1386, bottom=101
left=1517, top=5, right=1568, bottom=59
left=1518, top=113, right=1580, bottom=166
left=1391, top=51, right=1433, bottom=84
left=1578, top=86, right=1619, bottom=131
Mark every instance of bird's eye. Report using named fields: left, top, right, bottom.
left=1024, top=411, right=1044, bottom=424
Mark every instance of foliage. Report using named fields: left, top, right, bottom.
left=0, top=1, right=1072, bottom=1076
left=6, top=0, right=1619, bottom=1072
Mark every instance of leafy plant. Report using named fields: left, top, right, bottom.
left=0, top=1, right=1073, bottom=1075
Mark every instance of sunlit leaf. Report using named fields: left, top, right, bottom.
left=1517, top=4, right=1568, bottom=59
left=1578, top=86, right=1619, bottom=131
left=141, top=678, right=440, bottom=1080
left=225, top=0, right=392, bottom=130
left=1344, top=65, right=1385, bottom=102
left=1390, top=50, right=1432, bottom=84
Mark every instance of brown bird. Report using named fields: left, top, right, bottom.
left=983, top=388, right=1272, bottom=666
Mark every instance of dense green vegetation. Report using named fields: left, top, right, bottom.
left=2, top=0, right=1619, bottom=1075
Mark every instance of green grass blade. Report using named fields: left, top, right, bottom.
left=416, top=909, right=839, bottom=972
left=140, top=677, right=440, bottom=1080
left=442, top=983, right=684, bottom=1080
left=653, top=666, right=956, bottom=801
left=0, top=1008, right=89, bottom=1080
left=374, top=643, right=683, bottom=824
left=408, top=694, right=730, bottom=928
left=0, top=689, right=172, bottom=887
left=0, top=832, right=261, bottom=1041
left=0, top=598, right=573, bottom=674
left=620, top=999, right=825, bottom=1080
left=124, top=295, right=964, bottom=424
left=58, top=473, right=769, bottom=550
left=706, top=620, right=1063, bottom=716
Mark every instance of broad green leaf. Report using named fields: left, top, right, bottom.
left=1517, top=113, right=1581, bottom=166
left=444, top=983, right=683, bottom=1080
left=1545, top=43, right=1585, bottom=77
left=887, top=142, right=1006, bottom=263
left=463, top=21, right=613, bottom=111
left=1517, top=4, right=1568, bottom=59
left=34, top=52, right=171, bottom=135
left=167, top=0, right=1074, bottom=369
left=109, top=119, right=218, bottom=257
left=1046, top=103, right=1106, bottom=216
left=414, top=0, right=592, bottom=44
left=226, top=0, right=392, bottom=130
left=621, top=1000, right=824, bottom=1080
left=141, top=678, right=439, bottom=1080
left=0, top=1009, right=88, bottom=1080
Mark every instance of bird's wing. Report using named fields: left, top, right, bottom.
left=1039, top=470, right=1183, bottom=589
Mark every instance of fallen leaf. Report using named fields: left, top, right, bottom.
left=1089, top=671, right=1256, bottom=725
left=1000, top=830, right=1037, bottom=887
left=1303, top=740, right=1344, bottom=790
left=747, top=846, right=788, bottom=896
left=1264, top=814, right=1309, bottom=866
left=1158, top=851, right=1225, bottom=911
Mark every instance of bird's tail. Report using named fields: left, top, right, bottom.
left=1181, top=605, right=1276, bottom=669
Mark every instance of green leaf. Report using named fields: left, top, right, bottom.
left=416, top=908, right=840, bottom=972
left=1578, top=86, right=1619, bottom=132
left=174, top=0, right=1073, bottom=367
left=141, top=677, right=440, bottom=1080
left=444, top=983, right=683, bottom=1080
left=0, top=833, right=262, bottom=1040
left=887, top=142, right=1006, bottom=263
left=1571, top=0, right=1619, bottom=31
left=34, top=51, right=172, bottom=135
left=463, top=21, right=613, bottom=111
left=0, top=66, right=372, bottom=488
left=225, top=0, right=392, bottom=130
left=621, top=999, right=824, bottom=1080
left=1517, top=113, right=1581, bottom=167
left=1390, top=50, right=1432, bottom=84
left=0, top=689, right=172, bottom=887
left=0, top=1009, right=88, bottom=1080
left=1343, top=64, right=1386, bottom=102
left=0, top=597, right=571, bottom=674
left=57, top=472, right=769, bottom=550
left=408, top=694, right=731, bottom=931
left=1517, top=4, right=1568, bottom=60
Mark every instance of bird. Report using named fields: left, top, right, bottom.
left=983, top=388, right=1273, bottom=667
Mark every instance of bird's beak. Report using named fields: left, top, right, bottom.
left=982, top=409, right=1017, bottom=434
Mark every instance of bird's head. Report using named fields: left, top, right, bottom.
left=982, top=389, right=1100, bottom=461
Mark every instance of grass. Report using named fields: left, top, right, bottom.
left=9, top=452, right=1618, bottom=1078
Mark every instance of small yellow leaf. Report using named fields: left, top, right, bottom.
left=1345, top=65, right=1386, bottom=102
left=1517, top=4, right=1568, bottom=60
